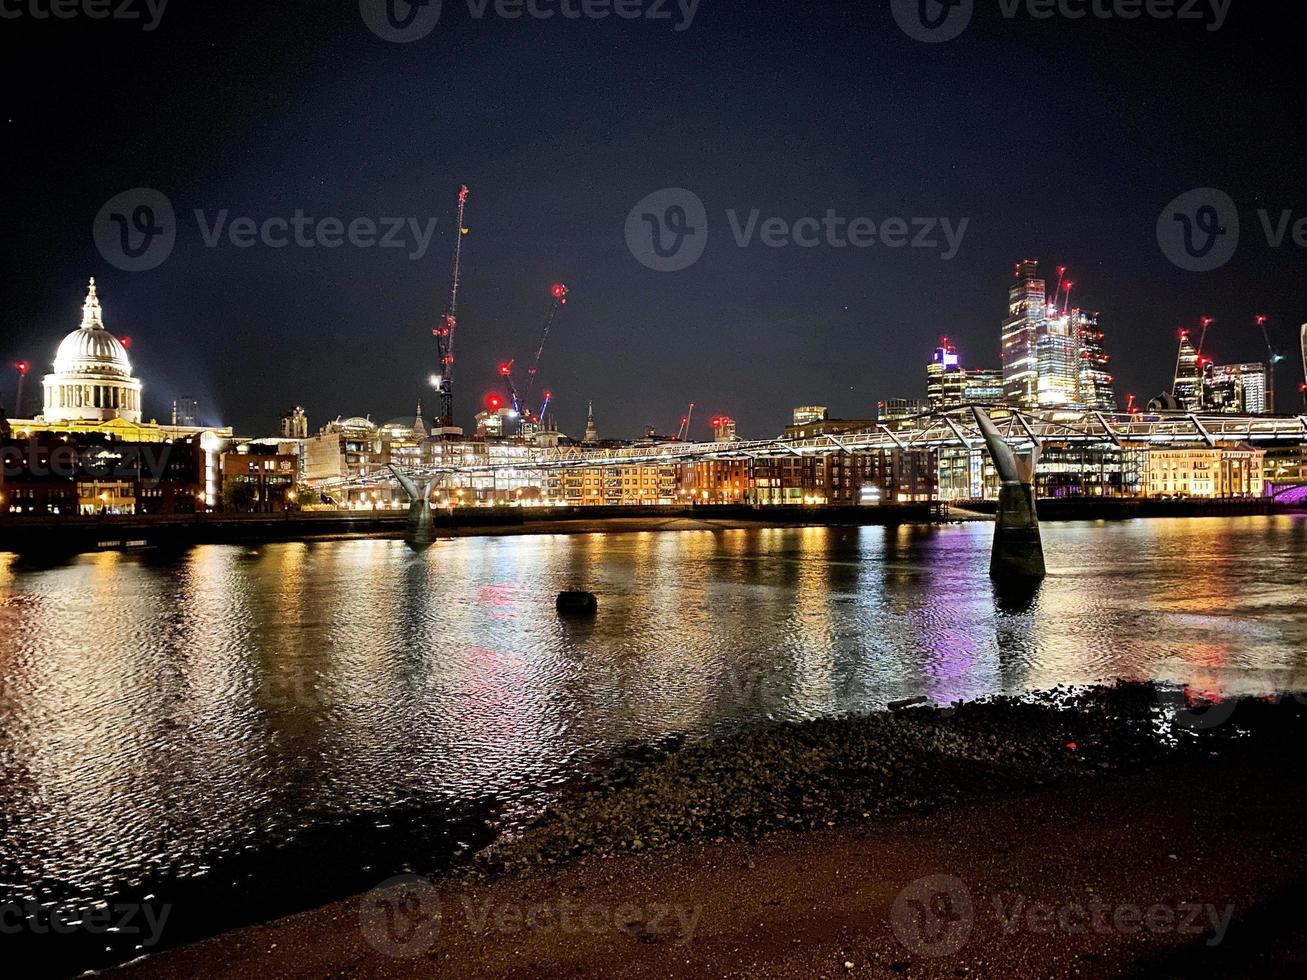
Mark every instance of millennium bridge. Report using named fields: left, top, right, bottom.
left=336, top=407, right=1307, bottom=578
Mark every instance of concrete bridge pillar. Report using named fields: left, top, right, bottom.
left=971, top=408, right=1046, bottom=580
left=390, top=467, right=443, bottom=549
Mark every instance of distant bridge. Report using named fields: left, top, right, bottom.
left=327, top=407, right=1307, bottom=576
left=367, top=407, right=1307, bottom=480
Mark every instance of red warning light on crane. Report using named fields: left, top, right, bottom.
left=486, top=393, right=503, bottom=411
left=498, top=362, right=512, bottom=376
left=15, top=361, right=29, bottom=375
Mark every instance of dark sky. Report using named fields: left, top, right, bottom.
left=3, top=0, right=1305, bottom=438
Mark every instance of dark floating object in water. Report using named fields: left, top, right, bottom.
left=889, top=696, right=930, bottom=712
left=556, top=591, right=598, bottom=615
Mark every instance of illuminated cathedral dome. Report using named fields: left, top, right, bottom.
left=42, top=279, right=144, bottom=423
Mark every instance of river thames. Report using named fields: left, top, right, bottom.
left=3, top=516, right=1306, bottom=968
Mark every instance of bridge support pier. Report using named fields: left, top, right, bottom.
left=391, top=468, right=443, bottom=550
left=971, top=408, right=1046, bottom=580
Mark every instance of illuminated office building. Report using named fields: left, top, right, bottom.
left=1001, top=260, right=1045, bottom=408
left=1172, top=331, right=1203, bottom=410
left=926, top=340, right=966, bottom=409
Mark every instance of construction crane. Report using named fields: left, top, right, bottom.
left=675, top=402, right=695, bottom=441
left=1256, top=314, right=1285, bottom=366
left=1257, top=314, right=1286, bottom=412
left=431, top=185, right=469, bottom=429
left=497, top=283, right=569, bottom=435
left=522, top=283, right=568, bottom=424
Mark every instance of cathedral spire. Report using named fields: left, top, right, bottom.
left=81, top=277, right=103, bottom=330
left=583, top=401, right=598, bottom=444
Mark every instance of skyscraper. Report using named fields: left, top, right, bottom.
left=1001, top=260, right=1045, bottom=409
left=1001, top=261, right=1116, bottom=411
left=1172, top=331, right=1202, bottom=410
left=926, top=339, right=966, bottom=409
left=1035, top=315, right=1081, bottom=408
left=1074, top=311, right=1116, bottom=411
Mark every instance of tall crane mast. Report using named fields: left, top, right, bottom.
left=432, top=185, right=469, bottom=428
left=523, top=283, right=568, bottom=423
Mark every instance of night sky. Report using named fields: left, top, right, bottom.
left=3, top=1, right=1305, bottom=438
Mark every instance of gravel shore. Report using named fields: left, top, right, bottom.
left=107, top=684, right=1307, bottom=978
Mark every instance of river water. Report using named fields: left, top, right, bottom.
left=2, top=517, right=1306, bottom=971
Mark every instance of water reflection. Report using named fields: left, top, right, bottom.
left=2, top=517, right=1307, bottom=967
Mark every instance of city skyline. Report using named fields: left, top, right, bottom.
left=5, top=260, right=1302, bottom=441
left=4, top=4, right=1305, bottom=438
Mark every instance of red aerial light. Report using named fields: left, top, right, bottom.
left=542, top=389, right=552, bottom=399
left=119, top=336, right=132, bottom=349
left=486, top=394, right=503, bottom=411
left=14, top=361, right=28, bottom=375
left=551, top=283, right=568, bottom=299
left=498, top=362, right=511, bottom=376
left=1178, top=329, right=1189, bottom=338
left=711, top=418, right=722, bottom=427
left=1256, top=315, right=1267, bottom=325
